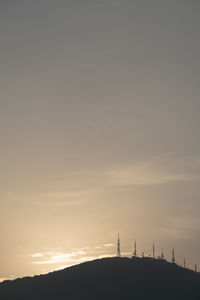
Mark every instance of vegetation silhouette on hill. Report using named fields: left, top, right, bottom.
left=0, top=257, right=200, bottom=300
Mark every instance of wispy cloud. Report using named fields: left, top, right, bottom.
left=104, top=243, right=114, bottom=247
left=32, top=250, right=86, bottom=265
left=61, top=155, right=200, bottom=191
left=31, top=243, right=116, bottom=268
left=14, top=154, right=200, bottom=207
left=103, top=155, right=200, bottom=187
left=160, top=216, right=200, bottom=240
left=32, top=190, right=95, bottom=206
left=31, top=252, right=114, bottom=268
left=31, top=253, right=44, bottom=258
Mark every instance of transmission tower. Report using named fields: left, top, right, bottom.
left=133, top=240, right=137, bottom=257
left=161, top=248, right=164, bottom=260
left=172, top=247, right=175, bottom=264
left=153, top=243, right=155, bottom=258
left=117, top=232, right=121, bottom=257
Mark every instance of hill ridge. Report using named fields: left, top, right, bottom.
left=0, top=257, right=200, bottom=300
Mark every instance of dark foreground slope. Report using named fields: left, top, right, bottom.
left=0, top=257, right=200, bottom=300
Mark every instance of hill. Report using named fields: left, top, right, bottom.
left=0, top=257, right=200, bottom=300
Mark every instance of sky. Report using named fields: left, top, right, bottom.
left=0, top=0, right=200, bottom=281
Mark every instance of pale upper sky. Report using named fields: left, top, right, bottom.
left=0, top=0, right=200, bottom=280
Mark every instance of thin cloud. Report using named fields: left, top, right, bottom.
left=104, top=243, right=114, bottom=247
left=32, top=190, right=95, bottom=206
left=65, top=155, right=200, bottom=190
left=32, top=250, right=114, bottom=266
left=160, top=216, right=200, bottom=240
left=32, top=250, right=86, bottom=265
left=18, top=154, right=200, bottom=207
left=31, top=253, right=44, bottom=258
left=31, top=243, right=116, bottom=268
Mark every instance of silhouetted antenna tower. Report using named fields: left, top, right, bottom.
left=172, top=247, right=175, bottom=263
left=153, top=243, right=155, bottom=258
left=133, top=240, right=137, bottom=257
left=161, top=248, right=164, bottom=260
left=117, top=232, right=121, bottom=257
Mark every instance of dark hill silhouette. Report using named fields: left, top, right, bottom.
left=0, top=257, right=200, bottom=300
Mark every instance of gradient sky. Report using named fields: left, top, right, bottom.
left=1, top=0, right=200, bottom=281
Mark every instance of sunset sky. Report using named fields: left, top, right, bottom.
left=1, top=0, right=200, bottom=281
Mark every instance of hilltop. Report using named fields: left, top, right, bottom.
left=0, top=257, right=200, bottom=300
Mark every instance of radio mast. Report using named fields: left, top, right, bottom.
left=172, top=247, right=175, bottom=263
left=117, top=232, right=121, bottom=257
left=133, top=240, right=137, bottom=257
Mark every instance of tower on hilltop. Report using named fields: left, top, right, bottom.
left=133, top=240, right=137, bottom=257
left=161, top=248, right=164, bottom=260
left=172, top=247, right=175, bottom=264
left=117, top=232, right=121, bottom=257
left=153, top=243, right=155, bottom=259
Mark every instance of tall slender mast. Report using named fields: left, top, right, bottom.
left=153, top=243, right=155, bottom=259
left=172, top=247, right=175, bottom=263
left=117, top=232, right=121, bottom=257
left=133, top=240, right=137, bottom=257
left=161, top=248, right=164, bottom=260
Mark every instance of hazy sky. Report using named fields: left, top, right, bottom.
left=1, top=0, right=200, bottom=280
